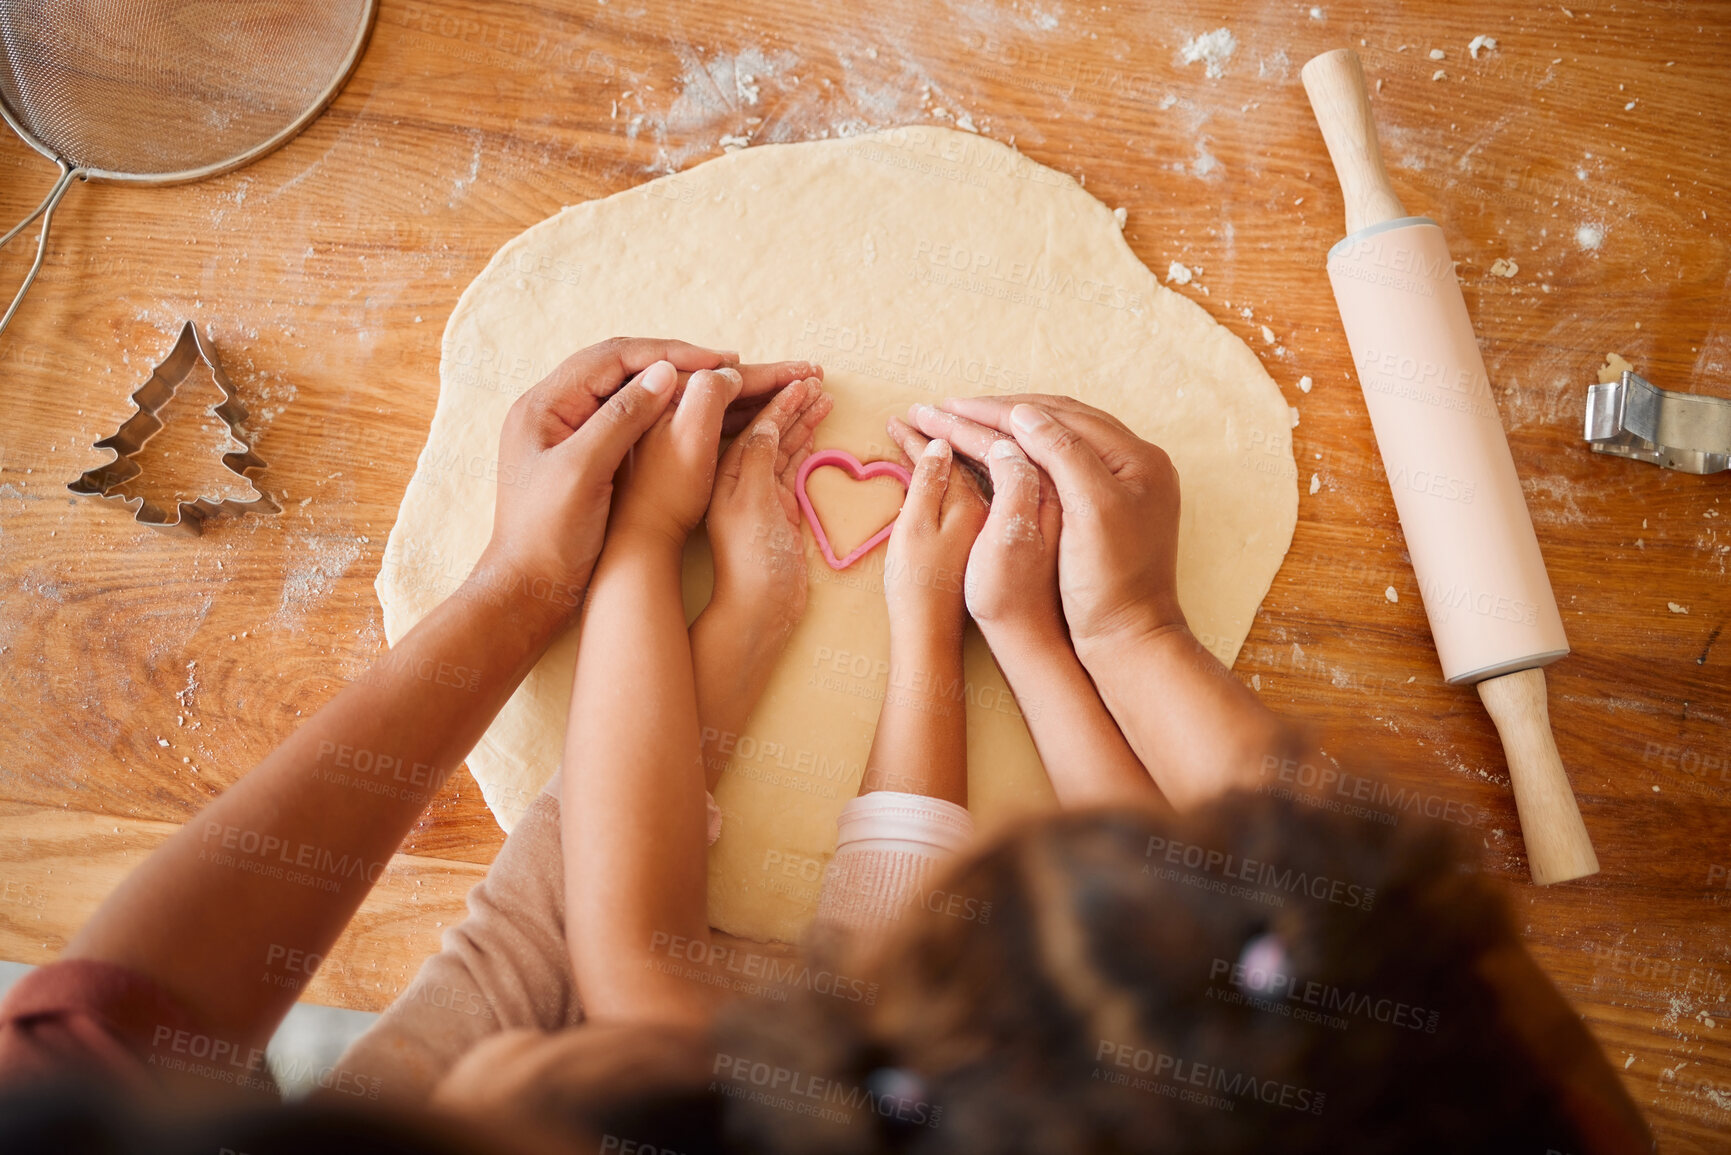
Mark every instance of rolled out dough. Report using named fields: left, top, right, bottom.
left=379, top=126, right=1297, bottom=943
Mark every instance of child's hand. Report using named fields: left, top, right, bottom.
left=899, top=404, right=1065, bottom=642
left=706, top=376, right=832, bottom=636
left=882, top=419, right=989, bottom=636
left=609, top=365, right=745, bottom=548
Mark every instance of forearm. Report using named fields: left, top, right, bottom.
left=1079, top=623, right=1290, bottom=810
left=984, top=624, right=1158, bottom=809
left=66, top=547, right=570, bottom=1049
left=861, top=618, right=968, bottom=806
left=690, top=601, right=788, bottom=791
left=563, top=533, right=711, bottom=1025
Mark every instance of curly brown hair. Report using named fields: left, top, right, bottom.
left=580, top=789, right=1599, bottom=1155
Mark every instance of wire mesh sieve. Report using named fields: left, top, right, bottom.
left=0, top=0, right=377, bottom=334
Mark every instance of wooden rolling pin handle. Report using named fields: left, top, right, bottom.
left=1300, top=49, right=1408, bottom=234
left=1476, top=669, right=1600, bottom=885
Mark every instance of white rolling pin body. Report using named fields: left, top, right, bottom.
left=1326, top=221, right=1569, bottom=684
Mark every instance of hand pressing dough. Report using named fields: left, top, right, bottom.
left=378, top=126, right=1297, bottom=943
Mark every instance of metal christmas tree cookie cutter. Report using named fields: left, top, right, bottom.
left=68, top=321, right=278, bottom=536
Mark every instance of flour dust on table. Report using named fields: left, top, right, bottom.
left=378, top=126, right=1297, bottom=943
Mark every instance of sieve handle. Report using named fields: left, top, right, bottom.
left=0, top=159, right=79, bottom=338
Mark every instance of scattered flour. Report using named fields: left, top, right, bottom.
left=1166, top=261, right=1194, bottom=284
left=1428, top=48, right=1446, bottom=60
left=1113, top=206, right=1128, bottom=229
left=1469, top=35, right=1498, bottom=59
left=1257, top=50, right=1292, bottom=82
left=176, top=661, right=199, bottom=710
left=1667, top=602, right=1690, bottom=614
left=1298, top=375, right=1313, bottom=393
left=273, top=534, right=362, bottom=629
left=646, top=45, right=805, bottom=173
left=1190, top=141, right=1220, bottom=178
left=1489, top=257, right=1519, bottom=277
left=1385, top=586, right=1399, bottom=603
left=1309, top=474, right=1321, bottom=495
left=1577, top=222, right=1606, bottom=250
left=1178, top=28, right=1237, bottom=79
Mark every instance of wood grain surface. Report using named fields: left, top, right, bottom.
left=1, top=1, right=1726, bottom=1147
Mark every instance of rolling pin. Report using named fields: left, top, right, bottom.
left=1301, top=49, right=1599, bottom=885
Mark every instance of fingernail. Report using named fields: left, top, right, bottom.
left=1010, top=404, right=1050, bottom=433
left=716, top=366, right=742, bottom=385
left=989, top=438, right=1025, bottom=461
left=910, top=402, right=936, bottom=423
left=923, top=438, right=951, bottom=459
left=642, top=361, right=677, bottom=395
left=717, top=349, right=741, bottom=360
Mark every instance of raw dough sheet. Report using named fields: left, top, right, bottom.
left=379, top=126, right=1297, bottom=943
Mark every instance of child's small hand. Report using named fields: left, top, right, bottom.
left=609, top=365, right=745, bottom=548
left=899, top=404, right=1065, bottom=642
left=882, top=419, right=989, bottom=636
left=706, top=376, right=832, bottom=636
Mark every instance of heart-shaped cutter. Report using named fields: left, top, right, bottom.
left=794, top=448, right=911, bottom=570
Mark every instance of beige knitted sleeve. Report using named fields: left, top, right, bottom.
left=812, top=791, right=975, bottom=939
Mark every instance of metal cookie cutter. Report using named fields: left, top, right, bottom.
left=68, top=321, right=278, bottom=536
left=1584, top=371, right=1731, bottom=475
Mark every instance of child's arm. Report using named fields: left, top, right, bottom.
left=861, top=436, right=989, bottom=805
left=692, top=376, right=831, bottom=791
left=807, top=436, right=985, bottom=940
left=893, top=410, right=1156, bottom=809
left=562, top=364, right=748, bottom=1028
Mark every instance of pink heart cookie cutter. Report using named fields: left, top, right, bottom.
left=794, top=449, right=912, bottom=570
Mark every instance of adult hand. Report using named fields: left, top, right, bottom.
left=483, top=337, right=820, bottom=616
left=906, top=394, right=1187, bottom=659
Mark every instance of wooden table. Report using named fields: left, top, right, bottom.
left=1, top=0, right=1725, bottom=1146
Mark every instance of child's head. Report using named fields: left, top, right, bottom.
left=485, top=789, right=1604, bottom=1154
